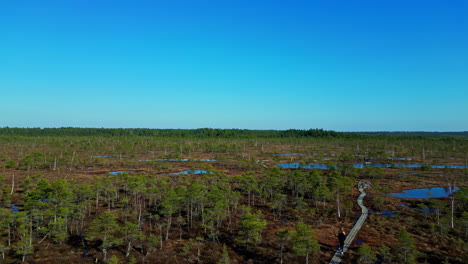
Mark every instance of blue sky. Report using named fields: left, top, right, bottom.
left=1, top=0, right=467, bottom=131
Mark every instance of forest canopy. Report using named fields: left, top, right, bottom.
left=0, top=127, right=348, bottom=138
left=1, top=127, right=466, bottom=139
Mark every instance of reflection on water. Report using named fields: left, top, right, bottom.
left=390, top=158, right=413, bottom=161
left=167, top=170, right=209, bottom=175
left=109, top=171, right=134, bottom=175
left=388, top=187, right=460, bottom=199
left=369, top=209, right=400, bottom=216
left=90, top=155, right=128, bottom=158
left=140, top=159, right=216, bottom=162
left=276, top=162, right=467, bottom=169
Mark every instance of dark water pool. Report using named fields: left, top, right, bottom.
left=389, top=158, right=413, bottom=161
left=140, top=158, right=216, bottom=162
left=275, top=162, right=467, bottom=169
left=369, top=209, right=400, bottom=216
left=168, top=170, right=209, bottom=175
left=109, top=171, right=134, bottom=175
left=388, top=187, right=460, bottom=199
left=90, top=155, right=127, bottom=158
left=10, top=204, right=19, bottom=213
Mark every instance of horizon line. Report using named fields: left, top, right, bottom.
left=1, top=127, right=467, bottom=133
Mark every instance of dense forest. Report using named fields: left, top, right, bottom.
left=0, top=128, right=467, bottom=263
left=1, top=127, right=466, bottom=139
left=0, top=128, right=347, bottom=138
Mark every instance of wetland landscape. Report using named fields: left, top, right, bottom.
left=0, top=128, right=466, bottom=263
left=3, top=1, right=468, bottom=263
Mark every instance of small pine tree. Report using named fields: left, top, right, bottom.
left=358, top=243, right=376, bottom=264
left=218, top=244, right=230, bottom=264
left=292, top=222, right=319, bottom=264
left=128, top=256, right=137, bottom=264
left=108, top=255, right=119, bottom=264
left=396, top=229, right=417, bottom=264
left=378, top=245, right=392, bottom=263
left=86, top=211, right=122, bottom=261
left=276, top=229, right=292, bottom=264
left=12, top=212, right=33, bottom=263
left=237, top=208, right=267, bottom=246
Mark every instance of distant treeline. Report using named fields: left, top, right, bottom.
left=350, top=131, right=468, bottom=138
left=0, top=127, right=349, bottom=138
left=1, top=127, right=466, bottom=139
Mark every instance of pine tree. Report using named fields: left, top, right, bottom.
left=218, top=244, right=230, bottom=264
left=12, top=212, right=33, bottom=263
left=378, top=245, right=392, bottom=263
left=396, top=229, right=417, bottom=264
left=276, top=229, right=292, bottom=264
left=86, top=211, right=122, bottom=261
left=358, top=243, right=376, bottom=264
left=237, top=207, right=267, bottom=246
left=121, top=221, right=143, bottom=257
left=161, top=188, right=181, bottom=240
left=292, top=222, right=319, bottom=264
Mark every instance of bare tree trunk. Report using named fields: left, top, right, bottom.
left=126, top=242, right=131, bottom=257
left=10, top=173, right=14, bottom=195
left=165, top=217, right=172, bottom=240
left=138, top=203, right=142, bottom=228
left=159, top=226, right=163, bottom=249
left=70, top=151, right=75, bottom=171
left=451, top=196, right=455, bottom=229
left=337, top=193, right=341, bottom=218
left=445, top=175, right=456, bottom=229
left=29, top=215, right=33, bottom=247
left=96, top=192, right=99, bottom=214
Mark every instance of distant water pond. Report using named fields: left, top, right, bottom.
left=140, top=159, right=216, bottom=162
left=1, top=204, right=20, bottom=213
left=3, top=204, right=20, bottom=213
left=109, top=171, right=134, bottom=175
left=388, top=187, right=460, bottom=199
left=90, top=155, right=128, bottom=158
left=276, top=162, right=467, bottom=169
left=11, top=204, right=19, bottom=213
left=78, top=166, right=94, bottom=170
left=390, top=158, right=413, bottom=161
left=167, top=170, right=209, bottom=175
left=369, top=209, right=400, bottom=217
left=276, top=163, right=329, bottom=169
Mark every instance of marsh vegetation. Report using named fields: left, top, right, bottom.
left=0, top=128, right=466, bottom=263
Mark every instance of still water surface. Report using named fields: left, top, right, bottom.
left=388, top=187, right=460, bottom=199
left=276, top=162, right=467, bottom=169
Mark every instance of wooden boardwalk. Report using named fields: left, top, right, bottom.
left=329, top=186, right=369, bottom=264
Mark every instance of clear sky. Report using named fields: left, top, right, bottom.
left=1, top=0, right=467, bottom=131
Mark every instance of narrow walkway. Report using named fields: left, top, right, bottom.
left=329, top=186, right=368, bottom=264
